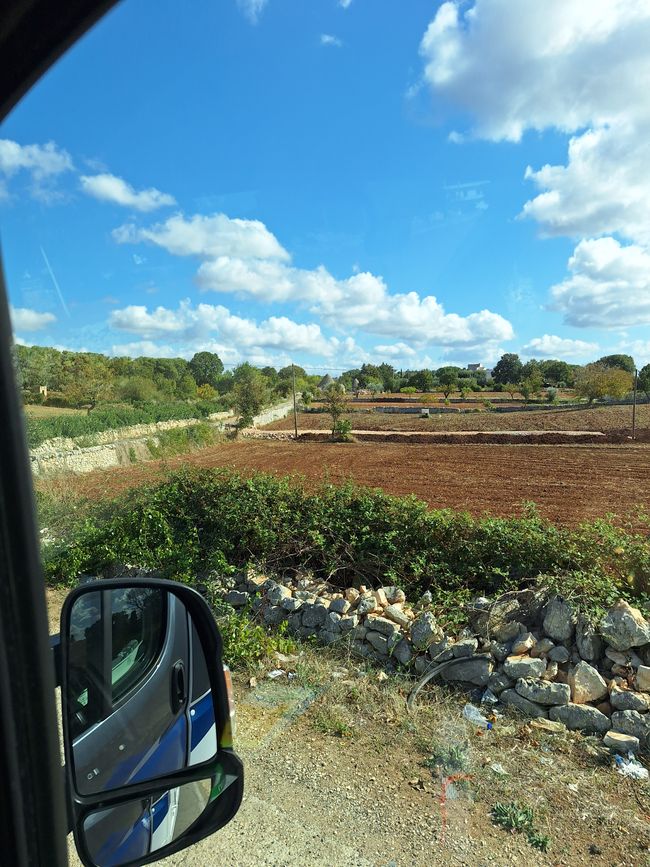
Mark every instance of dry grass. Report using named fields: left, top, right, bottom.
left=23, top=404, right=84, bottom=418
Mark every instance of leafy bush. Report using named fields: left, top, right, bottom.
left=211, top=603, right=296, bottom=671
left=26, top=400, right=227, bottom=447
left=400, top=387, right=418, bottom=394
left=333, top=418, right=353, bottom=441
left=42, top=469, right=650, bottom=621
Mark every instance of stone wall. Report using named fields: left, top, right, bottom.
left=217, top=572, right=650, bottom=754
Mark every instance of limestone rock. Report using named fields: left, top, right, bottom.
left=344, top=587, right=360, bottom=605
left=493, top=621, right=525, bottom=643
left=543, top=597, right=575, bottom=642
left=547, top=645, right=570, bottom=664
left=500, top=689, right=548, bottom=718
left=568, top=661, right=608, bottom=704
left=428, top=638, right=453, bottom=662
left=301, top=602, right=329, bottom=629
left=391, top=638, right=413, bottom=666
left=511, top=632, right=536, bottom=655
left=502, top=655, right=546, bottom=679
left=603, top=730, right=640, bottom=754
left=339, top=614, right=359, bottom=634
left=356, top=594, right=377, bottom=616
left=382, top=586, right=406, bottom=604
left=440, top=655, right=492, bottom=687
left=635, top=664, right=650, bottom=692
left=452, top=637, right=479, bottom=658
left=542, top=661, right=559, bottom=681
left=414, top=655, right=430, bottom=674
left=281, top=597, right=303, bottom=612
left=366, top=615, right=398, bottom=636
left=515, top=677, right=571, bottom=706
left=487, top=670, right=513, bottom=695
left=600, top=600, right=650, bottom=651
left=224, top=589, right=249, bottom=607
left=384, top=604, right=410, bottom=629
left=410, top=612, right=442, bottom=650
left=365, top=631, right=389, bottom=655
left=530, top=638, right=555, bottom=658
left=266, top=583, right=292, bottom=605
left=262, top=605, right=287, bottom=627
left=611, top=709, right=650, bottom=744
left=609, top=686, right=650, bottom=712
left=549, top=704, right=611, bottom=733
left=489, top=641, right=511, bottom=663
left=329, top=597, right=351, bottom=615
left=576, top=615, right=603, bottom=662
left=373, top=588, right=388, bottom=608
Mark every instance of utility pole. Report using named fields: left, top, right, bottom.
left=632, top=367, right=638, bottom=442
left=292, top=363, right=298, bottom=440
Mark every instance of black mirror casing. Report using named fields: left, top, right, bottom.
left=60, top=578, right=243, bottom=867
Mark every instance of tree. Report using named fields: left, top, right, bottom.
left=320, top=384, right=349, bottom=437
left=539, top=359, right=572, bottom=386
left=595, top=354, right=635, bottom=374
left=231, top=363, right=269, bottom=427
left=639, top=364, right=650, bottom=402
left=504, top=382, right=519, bottom=399
left=519, top=372, right=543, bottom=404
left=492, top=353, right=523, bottom=385
left=521, top=359, right=541, bottom=380
left=436, top=366, right=460, bottom=398
left=575, top=364, right=633, bottom=404
left=189, top=351, right=224, bottom=388
left=196, top=383, right=218, bottom=401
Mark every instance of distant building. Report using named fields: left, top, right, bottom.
left=318, top=374, right=335, bottom=390
left=466, top=363, right=485, bottom=372
left=39, top=385, right=48, bottom=398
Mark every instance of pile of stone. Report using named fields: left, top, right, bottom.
left=221, top=571, right=650, bottom=753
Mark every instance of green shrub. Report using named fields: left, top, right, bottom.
left=333, top=418, right=353, bottom=441
left=26, top=400, right=227, bottom=447
left=42, top=469, right=650, bottom=621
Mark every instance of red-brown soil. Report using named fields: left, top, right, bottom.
left=266, top=403, right=650, bottom=434
left=48, top=440, right=650, bottom=529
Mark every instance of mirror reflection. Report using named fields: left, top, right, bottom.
left=66, top=587, right=217, bottom=795
left=82, top=777, right=213, bottom=867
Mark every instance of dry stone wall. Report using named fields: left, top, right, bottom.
left=218, top=571, right=650, bottom=754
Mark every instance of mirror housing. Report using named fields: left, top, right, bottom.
left=60, top=579, right=243, bottom=867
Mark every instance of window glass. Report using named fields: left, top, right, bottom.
left=110, top=588, right=165, bottom=704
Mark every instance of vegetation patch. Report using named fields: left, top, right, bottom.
left=42, top=467, right=650, bottom=621
left=491, top=801, right=550, bottom=852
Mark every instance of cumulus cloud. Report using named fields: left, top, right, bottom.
left=111, top=340, right=177, bottom=358
left=236, top=0, right=268, bottom=24
left=521, top=121, right=650, bottom=246
left=320, top=34, right=343, bottom=47
left=418, top=1, right=650, bottom=330
left=549, top=238, right=650, bottom=328
left=10, top=307, right=56, bottom=331
left=521, top=334, right=598, bottom=359
left=80, top=173, right=176, bottom=212
left=418, top=0, right=650, bottom=142
left=109, top=299, right=350, bottom=359
left=373, top=342, right=418, bottom=359
left=0, top=139, right=73, bottom=201
left=119, top=211, right=513, bottom=353
left=114, top=212, right=289, bottom=261
left=0, top=139, right=73, bottom=180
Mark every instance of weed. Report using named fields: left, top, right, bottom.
left=425, top=741, right=470, bottom=774
left=491, top=801, right=549, bottom=852
left=312, top=705, right=355, bottom=738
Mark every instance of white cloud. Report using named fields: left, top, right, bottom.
left=624, top=340, right=650, bottom=368
left=418, top=0, right=650, bottom=142
left=236, top=0, right=268, bottom=24
left=116, top=210, right=513, bottom=352
left=521, top=120, right=650, bottom=246
left=521, top=334, right=598, bottom=359
left=374, top=342, right=417, bottom=359
left=550, top=238, right=650, bottom=328
left=109, top=299, right=349, bottom=358
left=111, top=340, right=177, bottom=358
left=320, top=34, right=343, bottom=47
left=10, top=306, right=56, bottom=331
left=80, top=173, right=176, bottom=212
left=114, top=212, right=289, bottom=261
left=0, top=139, right=73, bottom=180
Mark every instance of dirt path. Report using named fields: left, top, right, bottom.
left=50, top=440, right=650, bottom=528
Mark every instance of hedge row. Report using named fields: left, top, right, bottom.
left=43, top=468, right=650, bottom=621
left=26, top=400, right=227, bottom=448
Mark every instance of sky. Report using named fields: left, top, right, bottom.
left=2, top=0, right=650, bottom=373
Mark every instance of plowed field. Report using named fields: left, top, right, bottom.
left=264, top=403, right=650, bottom=434
left=54, top=440, right=650, bottom=528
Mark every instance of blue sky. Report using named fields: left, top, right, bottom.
left=2, top=0, right=650, bottom=372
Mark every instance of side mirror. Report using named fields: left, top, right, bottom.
left=60, top=579, right=243, bottom=867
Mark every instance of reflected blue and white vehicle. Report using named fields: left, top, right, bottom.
left=67, top=587, right=223, bottom=864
